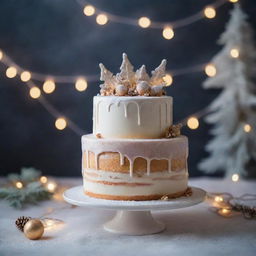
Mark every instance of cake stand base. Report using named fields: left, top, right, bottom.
left=104, top=210, right=165, bottom=235
left=63, top=186, right=206, bottom=236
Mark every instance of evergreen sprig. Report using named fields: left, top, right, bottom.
left=0, top=167, right=52, bottom=209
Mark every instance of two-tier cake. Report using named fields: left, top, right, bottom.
left=82, top=53, right=189, bottom=200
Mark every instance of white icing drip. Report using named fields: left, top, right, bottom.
left=94, top=100, right=102, bottom=133
left=136, top=102, right=141, bottom=126
left=166, top=101, right=169, bottom=124
left=123, top=101, right=141, bottom=125
left=120, top=153, right=124, bottom=165
left=107, top=103, right=114, bottom=112
left=146, top=159, right=151, bottom=176
left=82, top=135, right=188, bottom=177
left=129, top=158, right=134, bottom=177
left=96, top=101, right=101, bottom=125
left=123, top=103, right=128, bottom=118
left=86, top=150, right=89, bottom=169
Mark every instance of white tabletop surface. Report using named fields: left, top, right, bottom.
left=0, top=177, right=255, bottom=256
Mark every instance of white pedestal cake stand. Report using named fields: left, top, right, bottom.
left=63, top=186, right=206, bottom=236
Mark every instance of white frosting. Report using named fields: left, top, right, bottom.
left=82, top=134, right=188, bottom=177
left=83, top=169, right=188, bottom=197
left=93, top=96, right=173, bottom=139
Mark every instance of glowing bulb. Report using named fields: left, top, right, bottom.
left=229, top=0, right=238, bottom=2
left=214, top=196, right=223, bottom=202
left=232, top=174, right=239, bottom=182
left=83, top=5, right=95, bottom=16
left=205, top=64, right=217, bottom=77
left=163, top=74, right=173, bottom=86
left=40, top=176, right=48, bottom=184
left=43, top=80, right=56, bottom=94
left=16, top=181, right=23, bottom=189
left=46, top=182, right=57, bottom=192
left=20, top=71, right=31, bottom=82
left=41, top=218, right=65, bottom=230
left=244, top=124, right=252, bottom=133
left=0, top=50, right=3, bottom=60
left=6, top=66, right=17, bottom=78
left=204, top=7, right=216, bottom=19
left=96, top=14, right=108, bottom=25
left=162, top=27, right=174, bottom=40
left=55, top=117, right=67, bottom=130
left=187, top=117, right=199, bottom=130
left=29, top=86, right=41, bottom=99
left=230, top=48, right=239, bottom=58
left=75, top=78, right=88, bottom=91
left=218, top=208, right=231, bottom=217
left=138, top=17, right=151, bottom=28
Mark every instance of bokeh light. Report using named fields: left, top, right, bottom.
left=187, top=117, right=199, bottom=130
left=138, top=17, right=151, bottom=28
left=29, top=86, right=41, bottom=99
left=55, top=117, right=67, bottom=130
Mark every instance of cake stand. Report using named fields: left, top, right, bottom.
left=63, top=186, right=206, bottom=236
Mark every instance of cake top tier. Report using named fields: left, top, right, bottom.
left=99, top=53, right=167, bottom=97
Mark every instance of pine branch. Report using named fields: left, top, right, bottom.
left=1, top=168, right=52, bottom=209
left=0, top=182, right=52, bottom=209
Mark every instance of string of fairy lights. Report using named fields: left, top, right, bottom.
left=78, top=0, right=239, bottom=39
left=0, top=49, right=212, bottom=132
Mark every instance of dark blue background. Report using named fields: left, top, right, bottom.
left=0, top=0, right=255, bottom=176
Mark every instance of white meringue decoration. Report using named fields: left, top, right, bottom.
left=116, top=84, right=128, bottom=96
left=136, top=81, right=151, bottom=95
left=150, top=85, right=164, bottom=96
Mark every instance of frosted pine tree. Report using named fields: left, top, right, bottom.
left=199, top=4, right=256, bottom=178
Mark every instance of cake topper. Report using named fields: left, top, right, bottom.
left=99, top=53, right=167, bottom=96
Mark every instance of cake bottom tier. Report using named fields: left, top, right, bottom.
left=82, top=135, right=189, bottom=200
left=83, top=168, right=188, bottom=200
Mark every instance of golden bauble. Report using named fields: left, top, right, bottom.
left=23, top=219, right=44, bottom=240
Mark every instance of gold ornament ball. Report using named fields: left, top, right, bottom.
left=23, top=219, right=44, bottom=240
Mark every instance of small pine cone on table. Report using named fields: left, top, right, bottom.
left=15, top=216, right=31, bottom=232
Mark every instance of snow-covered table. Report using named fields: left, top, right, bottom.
left=0, top=178, right=255, bottom=256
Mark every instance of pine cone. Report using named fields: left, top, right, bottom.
left=15, top=216, right=31, bottom=231
left=165, top=124, right=183, bottom=138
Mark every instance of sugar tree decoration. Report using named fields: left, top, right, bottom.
left=135, top=65, right=150, bottom=82
left=150, top=59, right=167, bottom=85
left=116, top=53, right=135, bottom=86
left=99, top=64, right=117, bottom=95
left=199, top=4, right=256, bottom=178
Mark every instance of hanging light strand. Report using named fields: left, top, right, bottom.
left=0, top=50, right=214, bottom=85
left=26, top=80, right=85, bottom=135
left=0, top=53, right=97, bottom=84
left=78, top=0, right=227, bottom=29
left=0, top=51, right=226, bottom=134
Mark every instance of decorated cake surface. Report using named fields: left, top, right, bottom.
left=93, top=96, right=172, bottom=139
left=82, top=53, right=189, bottom=201
left=99, top=53, right=167, bottom=97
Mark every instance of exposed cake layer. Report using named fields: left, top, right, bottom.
left=82, top=135, right=188, bottom=200
left=83, top=169, right=188, bottom=200
left=93, top=96, right=173, bottom=139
